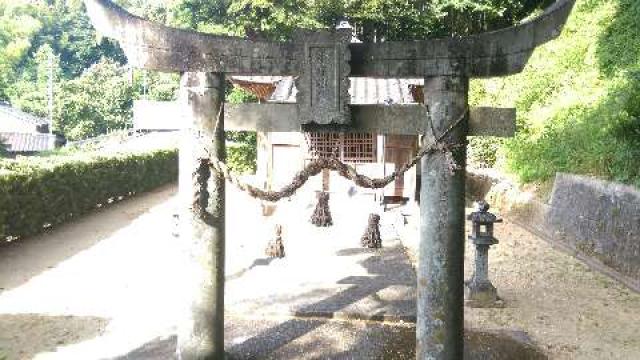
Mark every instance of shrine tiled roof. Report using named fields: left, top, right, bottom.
left=228, top=76, right=282, bottom=101
left=229, top=76, right=423, bottom=104
left=348, top=78, right=422, bottom=105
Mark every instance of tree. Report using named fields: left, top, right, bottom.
left=132, top=70, right=181, bottom=101
left=226, top=0, right=323, bottom=39
left=167, top=0, right=552, bottom=41
left=22, top=0, right=125, bottom=78
left=1, top=0, right=128, bottom=133
left=1, top=1, right=125, bottom=82
left=170, top=0, right=230, bottom=31
left=0, top=1, right=42, bottom=100
left=54, top=59, right=134, bottom=140
left=7, top=44, right=62, bottom=119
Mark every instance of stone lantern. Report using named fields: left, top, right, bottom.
left=465, top=201, right=503, bottom=307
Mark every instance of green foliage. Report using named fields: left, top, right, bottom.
left=0, top=1, right=42, bottom=100
left=1, top=0, right=128, bottom=138
left=0, top=0, right=124, bottom=99
left=54, top=59, right=134, bottom=140
left=227, top=144, right=257, bottom=174
left=472, top=0, right=640, bottom=188
left=308, top=0, right=550, bottom=40
left=7, top=44, right=62, bottom=118
left=0, top=149, right=178, bottom=240
left=468, top=136, right=504, bottom=168
left=595, top=0, right=640, bottom=76
left=13, top=0, right=125, bottom=79
left=170, top=0, right=230, bottom=30
left=169, top=0, right=549, bottom=40
left=225, top=86, right=258, bottom=173
left=134, top=70, right=181, bottom=101
left=226, top=0, right=323, bottom=39
left=226, top=86, right=258, bottom=104
left=224, top=130, right=257, bottom=174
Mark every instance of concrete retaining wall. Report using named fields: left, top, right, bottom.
left=467, top=171, right=640, bottom=292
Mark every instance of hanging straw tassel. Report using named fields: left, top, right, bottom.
left=265, top=224, right=285, bottom=258
left=361, top=213, right=382, bottom=248
left=310, top=191, right=333, bottom=227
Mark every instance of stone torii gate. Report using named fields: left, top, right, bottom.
left=83, top=0, right=575, bottom=358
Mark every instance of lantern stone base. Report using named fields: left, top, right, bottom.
left=464, top=279, right=504, bottom=308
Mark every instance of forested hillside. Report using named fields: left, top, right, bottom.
left=471, top=0, right=640, bottom=188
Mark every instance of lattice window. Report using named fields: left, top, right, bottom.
left=306, top=132, right=341, bottom=159
left=342, top=133, right=376, bottom=163
left=305, top=132, right=376, bottom=164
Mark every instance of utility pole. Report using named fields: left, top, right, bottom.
left=143, top=69, right=148, bottom=99
left=47, top=52, right=54, bottom=134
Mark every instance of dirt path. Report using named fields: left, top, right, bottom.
left=465, top=217, right=640, bottom=359
left=0, top=185, right=639, bottom=359
left=0, top=185, right=180, bottom=360
left=399, top=205, right=640, bottom=359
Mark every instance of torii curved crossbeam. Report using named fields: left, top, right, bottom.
left=84, top=0, right=300, bottom=74
left=85, top=0, right=575, bottom=77
left=351, top=0, right=575, bottom=77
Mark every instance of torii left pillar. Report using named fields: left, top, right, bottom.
left=178, top=72, right=226, bottom=359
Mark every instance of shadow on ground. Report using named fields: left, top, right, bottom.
left=110, top=245, right=547, bottom=359
left=226, top=242, right=416, bottom=322
left=226, top=257, right=277, bottom=282
left=110, top=324, right=546, bottom=360
left=110, top=335, right=178, bottom=360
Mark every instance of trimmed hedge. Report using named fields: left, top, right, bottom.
left=0, top=149, right=178, bottom=240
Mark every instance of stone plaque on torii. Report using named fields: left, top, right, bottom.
left=83, top=0, right=575, bottom=358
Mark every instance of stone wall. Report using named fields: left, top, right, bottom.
left=467, top=171, right=640, bottom=292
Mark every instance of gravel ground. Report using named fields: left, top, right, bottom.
left=0, top=183, right=277, bottom=360
left=466, top=219, right=640, bottom=360
left=108, top=317, right=546, bottom=360
left=1, top=185, right=639, bottom=359
left=399, top=205, right=640, bottom=360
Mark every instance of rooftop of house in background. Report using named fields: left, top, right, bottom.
left=0, top=132, right=58, bottom=154
left=0, top=102, right=50, bottom=134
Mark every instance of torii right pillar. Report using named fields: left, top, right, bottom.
left=418, top=74, right=468, bottom=359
